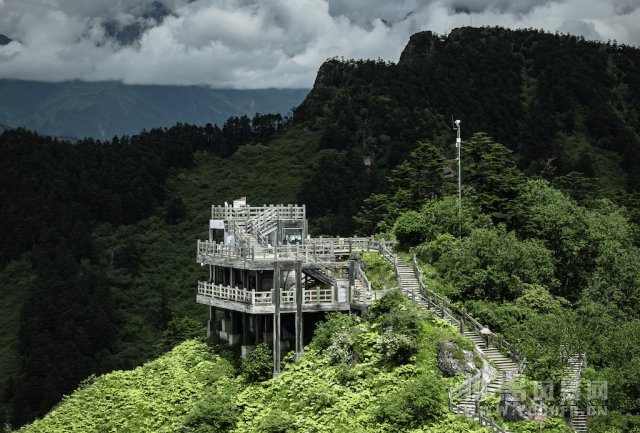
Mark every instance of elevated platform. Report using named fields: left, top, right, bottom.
left=196, top=281, right=384, bottom=314
left=196, top=237, right=386, bottom=270
left=197, top=200, right=394, bottom=374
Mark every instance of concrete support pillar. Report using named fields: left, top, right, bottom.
left=262, top=315, right=272, bottom=343
left=219, top=310, right=231, bottom=340
left=348, top=260, right=355, bottom=304
left=207, top=306, right=215, bottom=338
left=273, top=265, right=281, bottom=376
left=230, top=267, right=235, bottom=287
left=295, top=260, right=303, bottom=359
left=240, top=312, right=254, bottom=357
left=226, top=311, right=242, bottom=345
left=252, top=315, right=260, bottom=345
left=242, top=312, right=249, bottom=345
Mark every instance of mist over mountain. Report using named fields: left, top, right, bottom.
left=0, top=80, right=308, bottom=139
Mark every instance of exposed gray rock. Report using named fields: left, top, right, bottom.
left=499, top=390, right=534, bottom=422
left=437, top=340, right=476, bottom=377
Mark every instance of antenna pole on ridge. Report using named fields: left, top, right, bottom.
left=453, top=119, right=462, bottom=239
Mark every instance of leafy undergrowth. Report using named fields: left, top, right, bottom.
left=232, top=291, right=483, bottom=433
left=360, top=252, right=397, bottom=290
left=19, top=340, right=237, bottom=433
left=18, top=291, right=571, bottom=433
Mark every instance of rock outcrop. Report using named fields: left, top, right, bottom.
left=437, top=340, right=476, bottom=377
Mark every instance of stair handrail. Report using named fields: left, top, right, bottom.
left=380, top=245, right=509, bottom=433
left=561, top=352, right=589, bottom=430
left=448, top=370, right=510, bottom=433
left=231, top=220, right=252, bottom=252
left=245, top=206, right=279, bottom=246
left=354, top=261, right=373, bottom=293
left=409, top=253, right=527, bottom=373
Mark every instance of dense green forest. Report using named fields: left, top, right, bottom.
left=364, top=132, right=640, bottom=431
left=295, top=26, right=640, bottom=235
left=1, top=26, right=640, bottom=432
left=0, top=113, right=300, bottom=427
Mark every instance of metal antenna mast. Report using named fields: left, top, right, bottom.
left=453, top=119, right=461, bottom=238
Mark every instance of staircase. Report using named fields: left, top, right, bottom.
left=561, top=354, right=587, bottom=433
left=231, top=220, right=268, bottom=258
left=389, top=252, right=518, bottom=432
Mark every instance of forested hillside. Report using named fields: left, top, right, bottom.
left=294, top=26, right=640, bottom=235
left=17, top=295, right=575, bottom=433
left=1, top=26, right=640, bottom=432
left=0, top=114, right=316, bottom=428
left=365, top=131, right=640, bottom=431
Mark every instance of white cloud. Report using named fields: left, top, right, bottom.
left=0, top=0, right=637, bottom=88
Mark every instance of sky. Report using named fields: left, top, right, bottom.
left=0, top=0, right=638, bottom=89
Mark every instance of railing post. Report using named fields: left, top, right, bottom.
left=466, top=372, right=472, bottom=397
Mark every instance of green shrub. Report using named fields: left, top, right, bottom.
left=326, top=330, right=359, bottom=365
left=377, top=327, right=416, bottom=365
left=376, top=374, right=447, bottom=426
left=367, top=291, right=423, bottom=364
left=589, top=412, right=640, bottom=433
left=415, top=233, right=458, bottom=263
left=158, top=315, right=204, bottom=352
left=241, top=342, right=273, bottom=383
left=393, top=211, right=428, bottom=248
left=311, top=312, right=359, bottom=350
left=257, top=409, right=297, bottom=433
left=206, top=338, right=242, bottom=373
left=367, top=290, right=422, bottom=339
left=334, top=364, right=359, bottom=384
left=359, top=252, right=396, bottom=290
left=181, top=389, right=239, bottom=433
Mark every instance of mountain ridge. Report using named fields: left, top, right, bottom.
left=0, top=79, right=309, bottom=139
left=293, top=26, right=640, bottom=234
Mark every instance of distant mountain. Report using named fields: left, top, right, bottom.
left=0, top=80, right=309, bottom=139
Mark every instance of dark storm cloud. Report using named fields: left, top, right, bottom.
left=0, top=0, right=637, bottom=88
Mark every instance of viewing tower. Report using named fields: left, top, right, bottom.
left=196, top=199, right=388, bottom=374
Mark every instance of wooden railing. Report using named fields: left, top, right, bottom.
left=211, top=204, right=306, bottom=221
left=407, top=254, right=527, bottom=373
left=449, top=370, right=511, bottom=433
left=197, top=237, right=394, bottom=263
left=449, top=371, right=484, bottom=402
left=198, top=281, right=258, bottom=304
left=355, top=264, right=372, bottom=292
left=304, top=287, right=334, bottom=303
left=197, top=281, right=338, bottom=306
left=377, top=243, right=523, bottom=433
left=246, top=206, right=279, bottom=245
left=231, top=220, right=252, bottom=251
